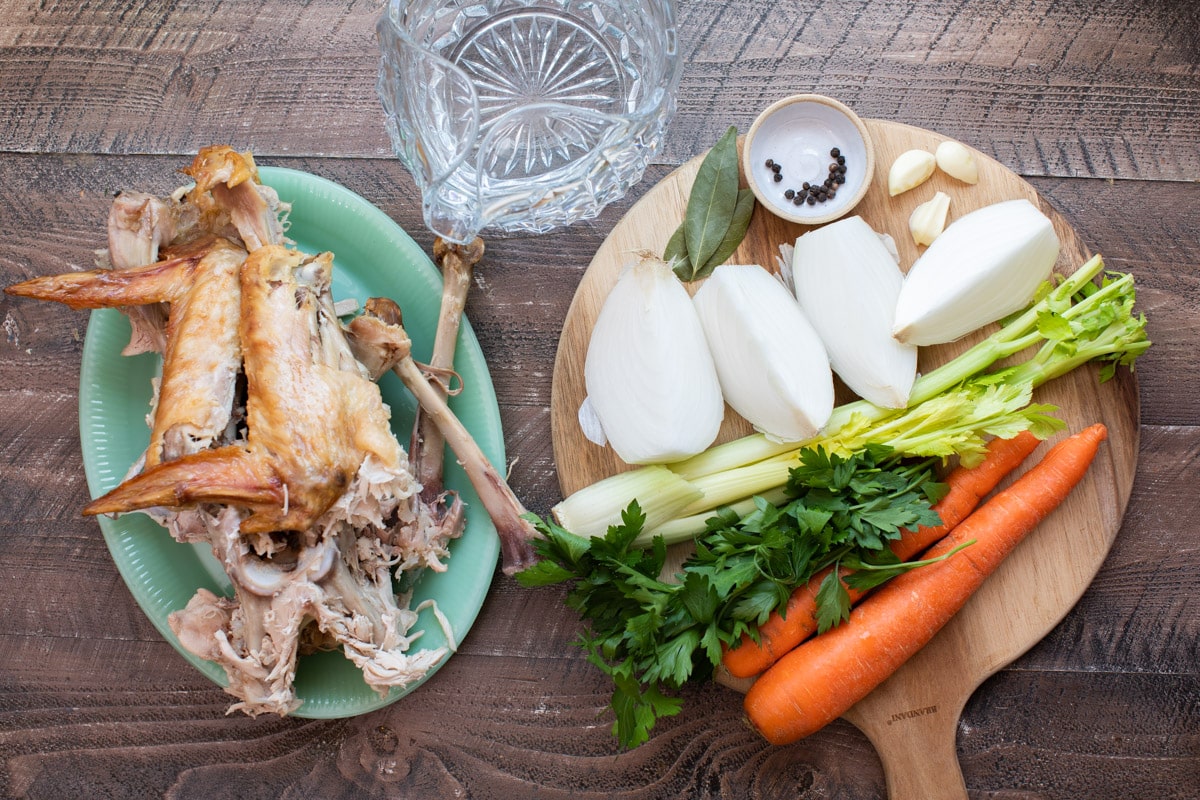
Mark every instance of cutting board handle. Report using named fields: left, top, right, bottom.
left=857, top=703, right=967, bottom=800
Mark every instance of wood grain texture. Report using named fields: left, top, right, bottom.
left=0, top=2, right=1195, bottom=180
left=0, top=0, right=1197, bottom=794
left=669, top=0, right=1200, bottom=181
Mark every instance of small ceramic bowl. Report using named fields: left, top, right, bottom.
left=743, top=94, right=875, bottom=226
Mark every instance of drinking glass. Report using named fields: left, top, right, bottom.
left=376, top=0, right=682, bottom=243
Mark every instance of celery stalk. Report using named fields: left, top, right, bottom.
left=552, top=465, right=704, bottom=539
left=637, top=486, right=790, bottom=547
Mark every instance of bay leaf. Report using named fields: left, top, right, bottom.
left=682, top=126, right=740, bottom=273
left=693, top=188, right=757, bottom=279
left=664, top=223, right=693, bottom=280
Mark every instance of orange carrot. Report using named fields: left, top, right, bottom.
left=743, top=423, right=1107, bottom=745
left=722, top=430, right=1043, bottom=678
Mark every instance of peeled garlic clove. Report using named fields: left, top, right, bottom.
left=935, top=140, right=979, bottom=184
left=791, top=216, right=917, bottom=409
left=583, top=253, right=724, bottom=465
left=893, top=199, right=1060, bottom=346
left=888, top=149, right=936, bottom=196
left=693, top=264, right=833, bottom=443
left=909, top=191, right=951, bottom=246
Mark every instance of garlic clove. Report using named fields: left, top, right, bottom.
left=909, top=191, right=951, bottom=246
left=693, top=264, right=834, bottom=443
left=888, top=149, right=936, bottom=196
left=583, top=252, right=725, bottom=464
left=790, top=216, right=917, bottom=409
left=893, top=199, right=1060, bottom=346
left=935, top=140, right=979, bottom=184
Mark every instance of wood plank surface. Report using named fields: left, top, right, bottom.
left=0, top=0, right=1196, bottom=798
left=0, top=1, right=1195, bottom=181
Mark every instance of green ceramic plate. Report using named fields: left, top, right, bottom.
left=78, top=167, right=503, bottom=718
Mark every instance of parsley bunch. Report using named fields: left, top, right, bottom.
left=518, top=445, right=947, bottom=748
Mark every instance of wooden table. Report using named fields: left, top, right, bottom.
left=0, top=2, right=1195, bottom=798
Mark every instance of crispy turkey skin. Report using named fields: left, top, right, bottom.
left=5, top=147, right=462, bottom=716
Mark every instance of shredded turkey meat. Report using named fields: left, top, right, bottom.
left=5, top=146, right=471, bottom=716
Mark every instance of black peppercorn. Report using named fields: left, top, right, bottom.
left=769, top=145, right=850, bottom=210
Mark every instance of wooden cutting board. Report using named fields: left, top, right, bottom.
left=549, top=119, right=1139, bottom=799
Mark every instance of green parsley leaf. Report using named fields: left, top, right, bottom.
left=611, top=671, right=682, bottom=749
left=680, top=572, right=721, bottom=624
left=814, top=569, right=852, bottom=633
left=514, top=558, right=577, bottom=587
